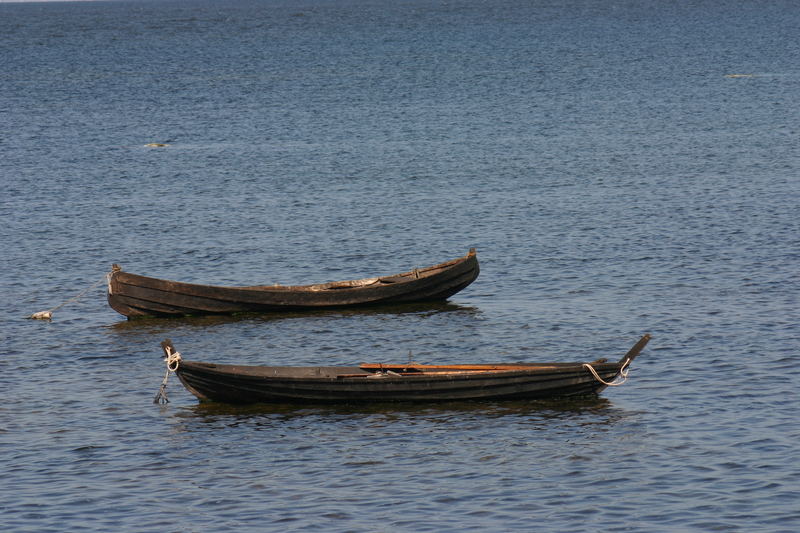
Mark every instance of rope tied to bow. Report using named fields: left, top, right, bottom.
left=583, top=358, right=631, bottom=387
left=29, top=265, right=121, bottom=320
left=154, top=344, right=182, bottom=404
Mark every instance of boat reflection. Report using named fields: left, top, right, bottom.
left=106, top=301, right=479, bottom=333
left=174, top=395, right=619, bottom=421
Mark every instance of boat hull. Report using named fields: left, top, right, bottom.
left=166, top=334, right=651, bottom=405
left=109, top=249, right=479, bottom=318
left=175, top=361, right=626, bottom=404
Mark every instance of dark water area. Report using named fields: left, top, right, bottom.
left=2, top=0, right=799, bottom=531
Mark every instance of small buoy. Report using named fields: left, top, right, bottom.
left=29, top=311, right=53, bottom=320
left=144, top=143, right=169, bottom=147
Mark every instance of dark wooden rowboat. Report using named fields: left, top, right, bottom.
left=109, top=249, right=479, bottom=318
left=159, top=334, right=651, bottom=404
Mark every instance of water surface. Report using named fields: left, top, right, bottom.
left=2, top=0, right=799, bottom=531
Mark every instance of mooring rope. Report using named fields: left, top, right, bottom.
left=29, top=266, right=120, bottom=320
left=583, top=358, right=631, bottom=387
left=154, top=346, right=182, bottom=404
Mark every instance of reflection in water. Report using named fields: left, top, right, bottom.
left=105, top=301, right=480, bottom=333
left=171, top=395, right=625, bottom=427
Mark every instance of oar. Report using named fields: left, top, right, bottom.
left=359, top=363, right=559, bottom=372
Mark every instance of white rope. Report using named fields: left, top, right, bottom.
left=154, top=346, right=182, bottom=404
left=583, top=358, right=631, bottom=387
left=165, top=346, right=182, bottom=371
left=29, top=269, right=116, bottom=320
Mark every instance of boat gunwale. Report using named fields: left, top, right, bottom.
left=176, top=359, right=625, bottom=383
left=112, top=249, right=477, bottom=294
left=165, top=335, right=650, bottom=403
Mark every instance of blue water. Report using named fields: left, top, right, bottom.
left=2, top=0, right=799, bottom=531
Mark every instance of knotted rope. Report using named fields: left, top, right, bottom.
left=29, top=265, right=120, bottom=320
left=154, top=345, right=182, bottom=404
left=583, top=358, right=631, bottom=387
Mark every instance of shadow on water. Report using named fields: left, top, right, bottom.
left=161, top=397, right=636, bottom=440
left=104, top=301, right=479, bottom=333
left=173, top=396, right=620, bottom=422
left=158, top=397, right=638, bottom=457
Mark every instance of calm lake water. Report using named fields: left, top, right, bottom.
left=2, top=0, right=799, bottom=531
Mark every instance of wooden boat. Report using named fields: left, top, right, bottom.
left=108, top=249, right=479, bottom=318
left=157, top=334, right=651, bottom=404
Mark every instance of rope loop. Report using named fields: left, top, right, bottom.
left=583, top=358, right=631, bottom=387
left=165, top=346, right=182, bottom=372
left=153, top=346, right=182, bottom=404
